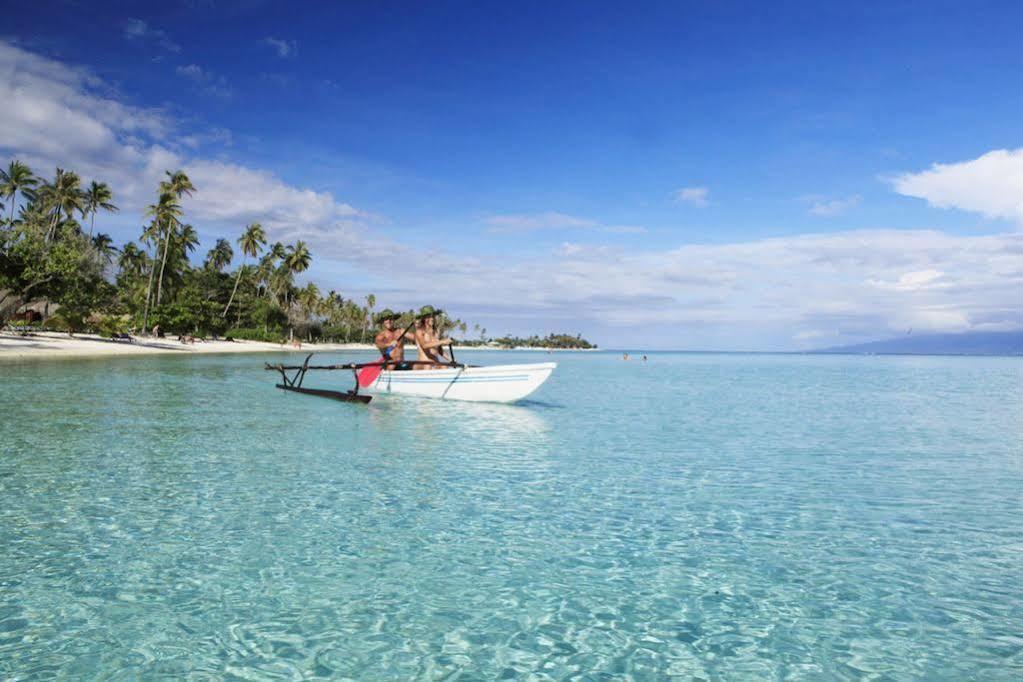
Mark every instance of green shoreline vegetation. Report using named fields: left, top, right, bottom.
left=0, top=160, right=594, bottom=349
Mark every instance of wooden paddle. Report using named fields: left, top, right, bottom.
left=358, top=320, right=415, bottom=387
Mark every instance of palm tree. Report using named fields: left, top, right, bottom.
left=118, top=242, right=147, bottom=278
left=178, top=224, right=200, bottom=258
left=268, top=267, right=291, bottom=307
left=0, top=160, right=37, bottom=228
left=139, top=219, right=161, bottom=330
left=142, top=191, right=182, bottom=330
left=274, top=241, right=311, bottom=338
left=155, top=170, right=194, bottom=306
left=161, top=170, right=196, bottom=199
left=205, top=238, right=234, bottom=272
left=298, top=282, right=321, bottom=319
left=223, top=223, right=266, bottom=317
left=37, top=168, right=85, bottom=240
left=361, top=293, right=376, bottom=342
left=260, top=241, right=287, bottom=300
left=152, top=194, right=184, bottom=306
left=83, top=181, right=118, bottom=237
left=284, top=240, right=311, bottom=275
left=91, top=233, right=117, bottom=265
left=282, top=240, right=310, bottom=306
left=289, top=282, right=319, bottom=341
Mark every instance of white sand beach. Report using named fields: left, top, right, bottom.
left=0, top=331, right=379, bottom=361
left=0, top=332, right=596, bottom=361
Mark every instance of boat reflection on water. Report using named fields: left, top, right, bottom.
left=368, top=395, right=555, bottom=471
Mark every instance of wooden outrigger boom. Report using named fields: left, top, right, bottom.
left=265, top=353, right=372, bottom=403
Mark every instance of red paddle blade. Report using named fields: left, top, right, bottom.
left=357, top=362, right=383, bottom=388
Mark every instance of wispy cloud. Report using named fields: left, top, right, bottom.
left=261, top=37, right=297, bottom=58
left=803, top=194, right=861, bottom=217
left=673, top=186, right=709, bottom=207
left=486, top=212, right=595, bottom=233
left=867, top=269, right=947, bottom=292
left=175, top=64, right=232, bottom=99
left=122, top=18, right=180, bottom=53
left=485, top=212, right=646, bottom=235
left=892, top=148, right=1023, bottom=225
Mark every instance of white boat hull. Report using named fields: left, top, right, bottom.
left=365, top=362, right=556, bottom=403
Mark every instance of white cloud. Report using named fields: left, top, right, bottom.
left=175, top=64, right=231, bottom=98
left=806, top=194, right=861, bottom=217
left=601, top=225, right=647, bottom=234
left=261, top=37, right=297, bottom=58
left=673, top=186, right=709, bottom=207
left=122, top=18, right=180, bottom=53
left=485, top=212, right=645, bottom=234
left=892, top=148, right=1023, bottom=224
left=175, top=64, right=205, bottom=81
left=185, top=160, right=360, bottom=228
left=867, top=269, right=946, bottom=292
left=486, top=212, right=597, bottom=233
left=0, top=40, right=359, bottom=247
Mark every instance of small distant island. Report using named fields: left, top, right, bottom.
left=460, top=333, right=596, bottom=350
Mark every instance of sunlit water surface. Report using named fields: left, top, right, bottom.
left=1, top=351, right=1022, bottom=679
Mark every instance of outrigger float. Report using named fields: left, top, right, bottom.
left=265, top=354, right=555, bottom=404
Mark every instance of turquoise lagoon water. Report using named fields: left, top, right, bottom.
left=1, top=350, right=1022, bottom=679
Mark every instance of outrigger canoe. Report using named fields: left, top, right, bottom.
left=265, top=354, right=555, bottom=404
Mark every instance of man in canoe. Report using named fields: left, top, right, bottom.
left=374, top=309, right=412, bottom=369
left=413, top=305, right=454, bottom=370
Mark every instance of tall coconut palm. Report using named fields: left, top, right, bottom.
left=281, top=240, right=311, bottom=312
left=152, top=195, right=183, bottom=306
left=205, top=238, right=234, bottom=272
left=155, top=170, right=194, bottom=305
left=142, top=191, right=182, bottom=330
left=259, top=241, right=287, bottom=300
left=0, top=160, right=38, bottom=228
left=362, top=293, right=376, bottom=342
left=162, top=224, right=199, bottom=302
left=298, top=282, right=321, bottom=328
left=177, top=224, right=200, bottom=261
left=284, top=240, right=311, bottom=275
left=118, top=242, right=147, bottom=279
left=223, top=223, right=266, bottom=317
left=161, top=170, right=196, bottom=199
left=91, top=233, right=117, bottom=265
left=268, top=267, right=293, bottom=311
left=139, top=219, right=162, bottom=328
left=37, top=168, right=85, bottom=241
left=83, top=181, right=118, bottom=237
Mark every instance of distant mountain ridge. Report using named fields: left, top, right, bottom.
left=816, top=330, right=1023, bottom=355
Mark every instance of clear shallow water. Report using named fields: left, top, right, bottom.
left=1, top=350, right=1022, bottom=679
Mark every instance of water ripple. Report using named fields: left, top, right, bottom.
left=1, top=351, right=1021, bottom=677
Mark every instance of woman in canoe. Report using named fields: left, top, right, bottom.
left=413, top=306, right=454, bottom=370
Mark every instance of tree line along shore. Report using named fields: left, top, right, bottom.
left=0, top=160, right=595, bottom=350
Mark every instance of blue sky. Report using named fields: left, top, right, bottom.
left=3, top=1, right=1023, bottom=349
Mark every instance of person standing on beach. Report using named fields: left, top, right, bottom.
left=374, top=310, right=411, bottom=369
left=413, top=306, right=453, bottom=370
